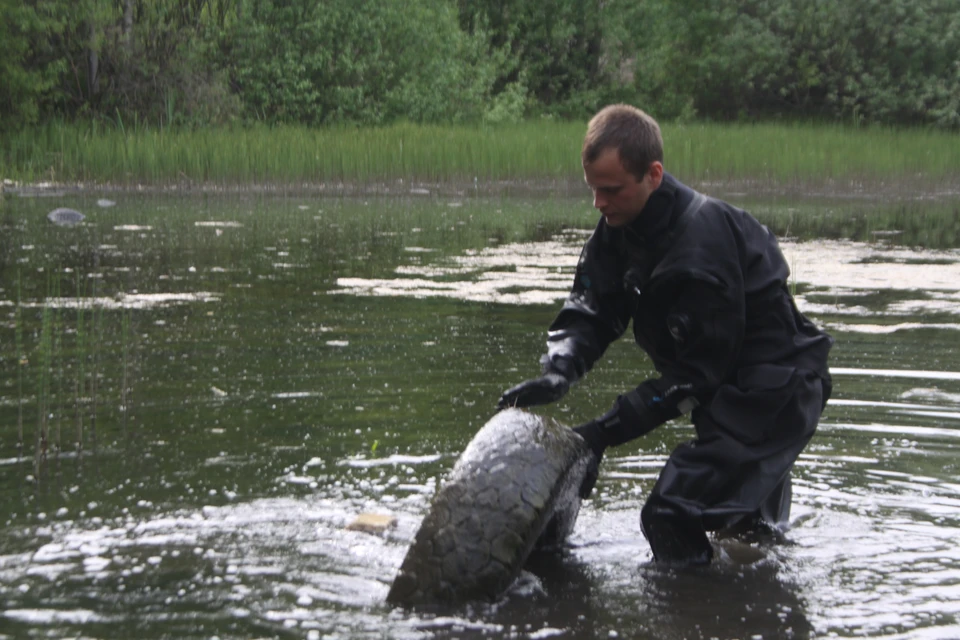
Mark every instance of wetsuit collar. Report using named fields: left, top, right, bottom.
left=622, top=172, right=694, bottom=246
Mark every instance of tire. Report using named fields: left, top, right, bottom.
left=387, top=408, right=591, bottom=607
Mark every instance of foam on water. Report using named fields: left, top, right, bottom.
left=330, top=237, right=960, bottom=337
left=15, top=292, right=221, bottom=310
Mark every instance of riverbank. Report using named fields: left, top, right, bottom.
left=4, top=175, right=959, bottom=204
left=2, top=121, right=959, bottom=193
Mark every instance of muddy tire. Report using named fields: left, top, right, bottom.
left=387, top=409, right=592, bottom=607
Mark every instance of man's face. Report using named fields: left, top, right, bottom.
left=583, top=147, right=663, bottom=228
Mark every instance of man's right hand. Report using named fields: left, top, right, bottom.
left=496, top=373, right=570, bottom=410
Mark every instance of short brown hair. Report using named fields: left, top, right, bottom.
left=582, top=104, right=663, bottom=181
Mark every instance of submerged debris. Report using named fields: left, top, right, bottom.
left=47, top=208, right=85, bottom=226
left=346, top=513, right=398, bottom=534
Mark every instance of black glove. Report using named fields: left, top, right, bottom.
left=590, top=381, right=684, bottom=448
left=572, top=420, right=607, bottom=499
left=571, top=399, right=620, bottom=499
left=573, top=419, right=609, bottom=460
left=497, top=373, right=569, bottom=409
left=497, top=357, right=580, bottom=410
left=570, top=381, right=684, bottom=497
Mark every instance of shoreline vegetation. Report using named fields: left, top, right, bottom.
left=2, top=121, right=959, bottom=196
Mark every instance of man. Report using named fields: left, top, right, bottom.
left=498, top=104, right=833, bottom=565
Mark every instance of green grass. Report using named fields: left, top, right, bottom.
left=1, top=120, right=959, bottom=187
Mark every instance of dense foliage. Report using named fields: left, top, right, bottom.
left=2, top=0, right=958, bottom=130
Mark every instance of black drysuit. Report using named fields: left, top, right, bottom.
left=545, top=173, right=833, bottom=562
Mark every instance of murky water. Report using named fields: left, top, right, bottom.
left=2, top=189, right=960, bottom=639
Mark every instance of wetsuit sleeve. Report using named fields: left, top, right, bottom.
left=542, top=230, right=631, bottom=381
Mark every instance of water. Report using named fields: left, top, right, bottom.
left=2, top=189, right=960, bottom=639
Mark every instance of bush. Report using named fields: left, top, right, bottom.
left=223, top=0, right=505, bottom=125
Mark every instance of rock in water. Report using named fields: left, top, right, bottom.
left=386, top=408, right=592, bottom=607
left=47, top=208, right=85, bottom=226
left=346, top=513, right=398, bottom=534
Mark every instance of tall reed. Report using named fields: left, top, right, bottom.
left=74, top=270, right=87, bottom=452
left=120, top=308, right=131, bottom=441
left=15, top=270, right=24, bottom=453
left=2, top=120, right=958, bottom=187
left=89, top=278, right=102, bottom=453
left=34, top=274, right=55, bottom=473
left=53, top=274, right=63, bottom=454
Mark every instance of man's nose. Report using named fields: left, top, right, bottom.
left=593, top=191, right=606, bottom=209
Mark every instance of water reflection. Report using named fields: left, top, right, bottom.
left=634, top=558, right=813, bottom=640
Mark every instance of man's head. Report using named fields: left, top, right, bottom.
left=582, top=104, right=664, bottom=228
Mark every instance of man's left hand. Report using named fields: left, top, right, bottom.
left=572, top=420, right=607, bottom=498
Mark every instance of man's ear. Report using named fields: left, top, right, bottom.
left=647, top=161, right=664, bottom=188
